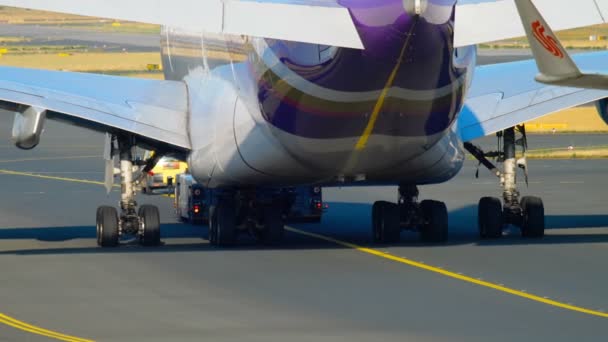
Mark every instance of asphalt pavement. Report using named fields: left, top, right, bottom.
left=0, top=115, right=608, bottom=341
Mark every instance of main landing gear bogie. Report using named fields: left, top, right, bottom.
left=371, top=185, right=449, bottom=244
left=207, top=192, right=286, bottom=247
left=209, top=198, right=237, bottom=247
left=467, top=126, right=546, bottom=240
left=96, top=135, right=163, bottom=248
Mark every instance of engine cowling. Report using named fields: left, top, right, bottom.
left=12, top=106, right=46, bottom=150
left=595, top=99, right=608, bottom=126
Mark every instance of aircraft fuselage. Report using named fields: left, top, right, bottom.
left=160, top=0, right=475, bottom=188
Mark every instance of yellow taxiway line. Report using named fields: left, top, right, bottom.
left=286, top=226, right=608, bottom=319
left=0, top=169, right=178, bottom=197
left=0, top=313, right=94, bottom=342
left=0, top=167, right=604, bottom=341
left=0, top=168, right=109, bottom=186
left=0, top=155, right=99, bottom=164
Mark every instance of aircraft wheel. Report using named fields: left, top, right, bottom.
left=139, top=205, right=161, bottom=246
left=97, top=206, right=119, bottom=247
left=371, top=202, right=381, bottom=242
left=521, top=196, right=545, bottom=238
left=208, top=206, right=217, bottom=245
left=372, top=201, right=400, bottom=243
left=259, top=202, right=284, bottom=245
left=478, top=197, right=503, bottom=239
left=210, top=199, right=237, bottom=247
left=420, top=200, right=448, bottom=243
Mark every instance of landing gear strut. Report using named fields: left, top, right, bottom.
left=371, top=185, right=448, bottom=244
left=465, top=125, right=545, bottom=239
left=96, top=135, right=162, bottom=247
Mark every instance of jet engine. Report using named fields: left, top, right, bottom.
left=595, top=99, right=608, bottom=126
left=12, top=106, right=46, bottom=150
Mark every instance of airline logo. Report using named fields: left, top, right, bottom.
left=531, top=20, right=564, bottom=58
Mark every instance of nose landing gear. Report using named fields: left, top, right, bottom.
left=96, top=135, right=162, bottom=247
left=465, top=125, right=545, bottom=239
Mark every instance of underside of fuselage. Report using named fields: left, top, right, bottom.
left=160, top=0, right=472, bottom=188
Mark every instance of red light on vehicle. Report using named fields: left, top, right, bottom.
left=193, top=205, right=200, bottom=214
left=315, top=202, right=322, bottom=210
left=147, top=171, right=154, bottom=176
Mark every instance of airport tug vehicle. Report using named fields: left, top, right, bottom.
left=174, top=173, right=209, bottom=224
left=284, top=186, right=326, bottom=223
left=174, top=170, right=326, bottom=239
left=142, top=151, right=188, bottom=194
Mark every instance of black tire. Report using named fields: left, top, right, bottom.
left=373, top=201, right=401, bottom=244
left=420, top=200, right=448, bottom=243
left=371, top=201, right=381, bottom=243
left=212, top=199, right=237, bottom=247
left=208, top=206, right=218, bottom=245
left=478, top=197, right=503, bottom=239
left=139, top=205, right=161, bottom=246
left=259, top=202, right=284, bottom=245
left=521, top=196, right=545, bottom=238
left=96, top=206, right=119, bottom=247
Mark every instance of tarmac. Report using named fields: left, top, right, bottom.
left=1, top=116, right=608, bottom=342
left=0, top=25, right=607, bottom=342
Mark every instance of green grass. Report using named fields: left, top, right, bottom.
left=481, top=23, right=608, bottom=49
left=0, top=6, right=160, bottom=35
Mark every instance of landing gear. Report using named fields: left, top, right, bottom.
left=209, top=197, right=237, bottom=247
left=521, top=196, right=545, bottom=238
left=371, top=185, right=448, bottom=244
left=372, top=201, right=400, bottom=243
left=259, top=202, right=284, bottom=245
left=207, top=190, right=287, bottom=247
left=478, top=197, right=502, bottom=239
left=96, top=206, right=119, bottom=247
left=96, top=135, right=162, bottom=247
left=466, top=125, right=545, bottom=239
left=139, top=205, right=161, bottom=246
left=419, top=200, right=448, bottom=243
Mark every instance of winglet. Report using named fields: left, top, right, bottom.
left=513, top=0, right=582, bottom=83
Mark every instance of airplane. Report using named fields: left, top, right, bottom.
left=1, top=0, right=608, bottom=248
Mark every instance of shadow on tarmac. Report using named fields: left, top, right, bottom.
left=1, top=203, right=608, bottom=255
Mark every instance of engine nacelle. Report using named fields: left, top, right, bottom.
left=595, top=99, right=608, bottom=126
left=12, top=106, right=46, bottom=150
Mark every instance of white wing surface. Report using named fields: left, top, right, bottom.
left=0, top=66, right=190, bottom=151
left=459, top=52, right=608, bottom=142
left=0, top=0, right=363, bottom=49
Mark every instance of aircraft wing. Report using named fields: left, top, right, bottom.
left=0, top=0, right=363, bottom=49
left=459, top=52, right=608, bottom=142
left=455, top=0, right=608, bottom=47
left=0, top=66, right=191, bottom=152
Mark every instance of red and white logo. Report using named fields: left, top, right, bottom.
left=531, top=20, right=564, bottom=59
